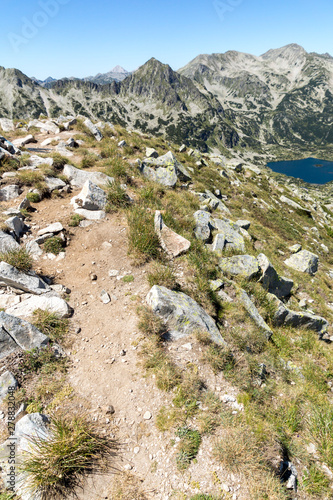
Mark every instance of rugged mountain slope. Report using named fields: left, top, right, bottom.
left=1, top=44, right=333, bottom=156
left=179, top=44, right=333, bottom=153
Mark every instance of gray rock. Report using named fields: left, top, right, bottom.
left=12, top=135, right=36, bottom=148
left=239, top=290, right=273, bottom=338
left=257, top=253, right=293, bottom=299
left=0, top=262, right=50, bottom=294
left=288, top=244, right=302, bottom=254
left=212, top=233, right=226, bottom=254
left=37, top=222, right=63, bottom=236
left=71, top=180, right=106, bottom=211
left=145, top=148, right=158, bottom=158
left=66, top=137, right=79, bottom=148
left=35, top=233, right=54, bottom=245
left=0, top=412, right=51, bottom=496
left=0, top=118, right=14, bottom=132
left=211, top=219, right=245, bottom=253
left=179, top=144, right=187, bottom=153
left=118, top=140, right=127, bottom=147
left=154, top=211, right=190, bottom=258
left=74, top=208, right=106, bottom=220
left=0, top=311, right=49, bottom=353
left=29, top=119, right=60, bottom=134
left=267, top=294, right=328, bottom=334
left=193, top=210, right=212, bottom=242
left=219, top=255, right=260, bottom=280
left=209, top=279, right=224, bottom=291
left=280, top=195, right=311, bottom=217
left=0, top=231, right=20, bottom=252
left=146, top=285, right=225, bottom=345
left=284, top=250, right=319, bottom=274
left=0, top=371, right=18, bottom=402
left=45, top=177, right=66, bottom=192
left=18, top=197, right=31, bottom=210
left=205, top=190, right=230, bottom=214
left=6, top=295, right=73, bottom=319
left=28, top=155, right=53, bottom=168
left=236, top=220, right=251, bottom=230
left=26, top=240, right=43, bottom=259
left=63, top=164, right=113, bottom=187
left=141, top=151, right=191, bottom=186
left=83, top=119, right=103, bottom=141
left=100, top=290, right=111, bottom=304
left=5, top=216, right=26, bottom=238
left=0, top=185, right=22, bottom=202
left=139, top=162, right=178, bottom=187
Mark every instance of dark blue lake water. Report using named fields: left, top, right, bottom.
left=267, top=157, right=333, bottom=185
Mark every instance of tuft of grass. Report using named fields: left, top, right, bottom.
left=0, top=248, right=33, bottom=271
left=108, top=472, right=148, bottom=499
left=127, top=207, right=160, bottom=263
left=32, top=309, right=69, bottom=342
left=122, top=274, right=134, bottom=283
left=26, top=192, right=41, bottom=203
left=19, top=413, right=117, bottom=499
left=137, top=306, right=166, bottom=338
left=176, top=426, right=201, bottom=471
left=302, top=463, right=331, bottom=496
left=43, top=237, right=64, bottom=255
left=106, top=181, right=131, bottom=212
left=142, top=337, right=182, bottom=391
left=49, top=153, right=68, bottom=170
left=68, top=214, right=85, bottom=227
left=147, top=262, right=179, bottom=290
left=19, top=346, right=66, bottom=375
left=307, top=405, right=333, bottom=468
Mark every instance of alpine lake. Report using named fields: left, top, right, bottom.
left=267, top=157, right=333, bottom=185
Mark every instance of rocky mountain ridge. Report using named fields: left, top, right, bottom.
left=1, top=43, right=333, bottom=158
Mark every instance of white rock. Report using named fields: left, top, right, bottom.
left=6, top=295, right=73, bottom=319
left=37, top=222, right=63, bottom=236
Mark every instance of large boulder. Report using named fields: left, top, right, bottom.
left=0, top=185, right=22, bottom=202
left=267, top=294, right=329, bottom=334
left=193, top=210, right=213, bottom=242
left=239, top=290, right=273, bottom=338
left=219, top=255, right=260, bottom=280
left=146, top=285, right=225, bottom=345
left=71, top=180, right=106, bottom=211
left=0, top=311, right=49, bottom=357
left=140, top=151, right=191, bottom=187
left=45, top=177, right=67, bottom=192
left=0, top=231, right=20, bottom=252
left=211, top=219, right=245, bottom=254
left=0, top=262, right=50, bottom=294
left=28, top=119, right=60, bottom=134
left=154, top=211, right=190, bottom=258
left=84, top=118, right=103, bottom=141
left=37, top=222, right=63, bottom=236
left=12, top=135, right=36, bottom=148
left=6, top=295, right=73, bottom=319
left=284, top=250, right=319, bottom=275
left=5, top=216, right=26, bottom=238
left=63, top=164, right=113, bottom=187
left=257, top=253, right=293, bottom=298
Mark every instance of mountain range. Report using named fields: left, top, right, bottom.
left=1, top=44, right=333, bottom=156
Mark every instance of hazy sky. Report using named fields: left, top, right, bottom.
left=1, top=0, right=332, bottom=79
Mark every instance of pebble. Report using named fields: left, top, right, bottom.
left=143, top=411, right=152, bottom=420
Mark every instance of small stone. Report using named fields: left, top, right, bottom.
left=100, top=290, right=111, bottom=304
left=143, top=411, right=152, bottom=420
left=91, top=274, right=97, bottom=281
left=106, top=405, right=115, bottom=415
left=134, top=447, right=140, bottom=454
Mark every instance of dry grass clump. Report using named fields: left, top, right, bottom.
left=19, top=413, right=118, bottom=499
left=108, top=472, right=148, bottom=499
left=147, top=262, right=179, bottom=289
left=0, top=248, right=33, bottom=271
left=32, top=309, right=69, bottom=342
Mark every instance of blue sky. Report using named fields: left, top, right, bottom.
left=1, top=0, right=332, bottom=79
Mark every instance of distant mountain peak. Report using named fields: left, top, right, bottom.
left=111, top=65, right=128, bottom=74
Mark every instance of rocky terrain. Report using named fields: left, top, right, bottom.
left=0, top=113, right=332, bottom=499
